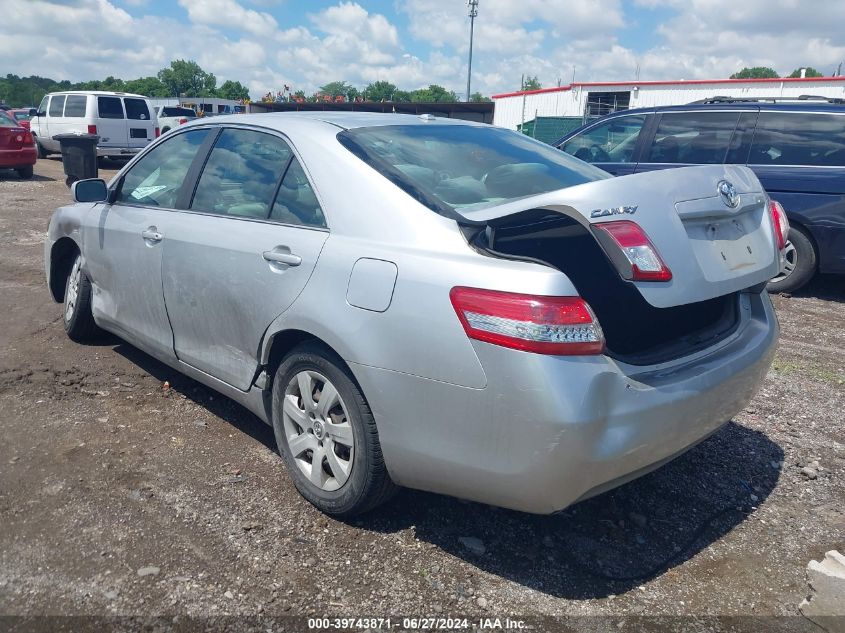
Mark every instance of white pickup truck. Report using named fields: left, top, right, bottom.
left=154, top=106, right=197, bottom=134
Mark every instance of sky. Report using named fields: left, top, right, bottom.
left=2, top=0, right=845, bottom=99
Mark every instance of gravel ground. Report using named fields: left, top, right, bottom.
left=0, top=159, right=843, bottom=630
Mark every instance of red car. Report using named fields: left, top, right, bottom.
left=0, top=110, right=36, bottom=179
left=9, top=109, right=32, bottom=130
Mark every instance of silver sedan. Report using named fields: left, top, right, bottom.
left=45, top=112, right=784, bottom=516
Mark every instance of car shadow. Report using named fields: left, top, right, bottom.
left=783, top=273, right=845, bottom=302
left=354, top=421, right=783, bottom=599
left=0, top=169, right=55, bottom=182
left=109, top=339, right=782, bottom=599
left=111, top=342, right=276, bottom=451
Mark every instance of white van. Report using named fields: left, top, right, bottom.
left=30, top=91, right=159, bottom=159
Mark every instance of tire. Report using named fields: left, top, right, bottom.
left=62, top=253, right=102, bottom=342
left=161, top=127, right=171, bottom=134
left=35, top=139, right=48, bottom=159
left=767, top=226, right=817, bottom=294
left=16, top=166, right=34, bottom=180
left=271, top=342, right=397, bottom=517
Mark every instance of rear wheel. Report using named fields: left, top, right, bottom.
left=271, top=343, right=396, bottom=517
left=62, top=253, right=102, bottom=342
left=767, top=226, right=817, bottom=294
left=16, top=166, right=33, bottom=180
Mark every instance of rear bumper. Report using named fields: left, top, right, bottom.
left=0, top=147, right=37, bottom=168
left=353, top=289, right=778, bottom=514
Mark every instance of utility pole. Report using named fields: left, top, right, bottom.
left=465, top=0, right=479, bottom=102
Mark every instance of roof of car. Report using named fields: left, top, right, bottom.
left=592, top=100, right=845, bottom=117
left=196, top=111, right=485, bottom=130
left=46, top=90, right=149, bottom=98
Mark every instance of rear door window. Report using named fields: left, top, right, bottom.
left=124, top=98, right=151, bottom=121
left=560, top=114, right=646, bottom=163
left=48, top=95, right=65, bottom=117
left=64, top=95, right=87, bottom=118
left=191, top=128, right=293, bottom=219
left=98, top=96, right=124, bottom=119
left=750, top=112, right=845, bottom=167
left=271, top=158, right=326, bottom=227
left=645, top=111, right=740, bottom=164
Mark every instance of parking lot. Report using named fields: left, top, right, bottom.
left=0, top=158, right=843, bottom=624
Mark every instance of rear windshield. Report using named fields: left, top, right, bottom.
left=338, top=124, right=608, bottom=214
left=12, top=111, right=31, bottom=121
left=161, top=107, right=196, bottom=118
left=124, top=98, right=151, bottom=121
left=0, top=111, right=18, bottom=127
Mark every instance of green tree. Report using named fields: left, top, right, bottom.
left=788, top=67, right=824, bottom=78
left=392, top=89, right=411, bottom=102
left=363, top=80, right=397, bottom=101
left=319, top=80, right=354, bottom=97
left=123, top=76, right=170, bottom=97
left=470, top=91, right=491, bottom=102
left=730, top=67, right=779, bottom=79
left=217, top=80, right=250, bottom=100
left=522, top=76, right=542, bottom=90
left=409, top=84, right=458, bottom=103
left=157, top=59, right=217, bottom=97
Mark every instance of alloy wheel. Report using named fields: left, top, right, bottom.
left=65, top=257, right=82, bottom=322
left=771, top=240, right=797, bottom=283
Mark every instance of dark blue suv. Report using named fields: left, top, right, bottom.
left=555, top=97, right=845, bottom=292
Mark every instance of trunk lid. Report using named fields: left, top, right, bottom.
left=0, top=126, right=28, bottom=150
left=460, top=165, right=780, bottom=308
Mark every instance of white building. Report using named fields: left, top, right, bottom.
left=492, top=76, right=845, bottom=130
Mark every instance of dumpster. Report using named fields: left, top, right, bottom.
left=53, top=133, right=99, bottom=186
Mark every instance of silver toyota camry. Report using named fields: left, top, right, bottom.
left=45, top=112, right=786, bottom=516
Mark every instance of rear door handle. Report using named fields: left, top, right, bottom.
left=141, top=227, right=163, bottom=243
left=262, top=249, right=301, bottom=266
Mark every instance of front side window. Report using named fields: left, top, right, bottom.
left=560, top=115, right=646, bottom=164
left=339, top=124, right=608, bottom=213
left=37, top=96, right=48, bottom=114
left=48, top=95, right=65, bottom=117
left=750, top=112, right=845, bottom=167
left=645, top=111, right=740, bottom=164
left=64, top=95, right=87, bottom=118
left=116, top=128, right=210, bottom=208
left=124, top=98, right=150, bottom=121
left=191, top=129, right=293, bottom=219
left=98, top=96, right=124, bottom=119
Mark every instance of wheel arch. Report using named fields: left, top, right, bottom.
left=49, top=237, right=81, bottom=302
left=263, top=328, right=356, bottom=385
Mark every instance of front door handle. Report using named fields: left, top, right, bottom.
left=141, top=227, right=163, bottom=243
left=263, top=249, right=302, bottom=266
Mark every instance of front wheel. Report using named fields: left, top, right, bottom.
left=767, top=226, right=817, bottom=294
left=271, top=343, right=396, bottom=517
left=62, top=254, right=102, bottom=342
left=35, top=139, right=48, bottom=159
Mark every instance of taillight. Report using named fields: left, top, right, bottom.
left=87, top=124, right=97, bottom=135
left=593, top=220, right=672, bottom=281
left=449, top=287, right=604, bottom=355
left=178, top=118, right=188, bottom=125
left=155, top=127, right=160, bottom=138
left=769, top=200, right=789, bottom=250
left=22, top=130, right=33, bottom=144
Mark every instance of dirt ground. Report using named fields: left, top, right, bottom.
left=0, top=158, right=843, bottom=630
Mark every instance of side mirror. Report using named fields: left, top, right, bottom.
left=72, top=178, right=109, bottom=203
left=29, top=108, right=38, bottom=117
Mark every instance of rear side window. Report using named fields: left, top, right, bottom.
left=191, top=129, right=293, bottom=219
left=124, top=98, right=150, bottom=121
left=560, top=114, right=646, bottom=163
left=48, top=95, right=65, bottom=117
left=750, top=112, right=845, bottom=167
left=64, top=95, right=87, bottom=118
left=116, top=129, right=210, bottom=208
left=645, top=112, right=740, bottom=164
left=98, top=96, right=124, bottom=119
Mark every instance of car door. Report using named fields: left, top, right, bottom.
left=45, top=94, right=66, bottom=151
left=557, top=113, right=650, bottom=175
left=32, top=95, right=50, bottom=147
left=95, top=95, right=128, bottom=152
left=160, top=127, right=329, bottom=391
left=81, top=127, right=213, bottom=360
left=634, top=110, right=744, bottom=174
left=123, top=97, right=156, bottom=152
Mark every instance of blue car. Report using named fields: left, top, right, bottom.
left=555, top=97, right=845, bottom=292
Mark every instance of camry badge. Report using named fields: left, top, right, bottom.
left=717, top=180, right=740, bottom=208
left=590, top=205, right=638, bottom=219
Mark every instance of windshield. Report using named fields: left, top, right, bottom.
left=338, top=124, right=609, bottom=214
